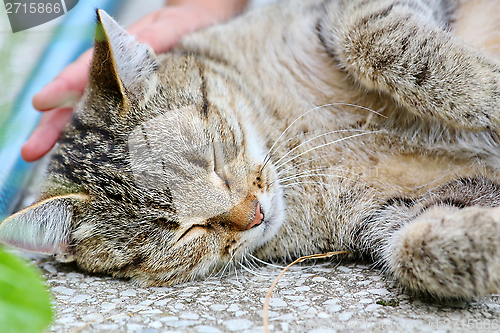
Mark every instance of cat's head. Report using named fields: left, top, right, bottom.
left=0, top=10, right=284, bottom=285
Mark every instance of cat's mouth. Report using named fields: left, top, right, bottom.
left=246, top=202, right=265, bottom=230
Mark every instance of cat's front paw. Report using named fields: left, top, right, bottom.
left=386, top=206, right=500, bottom=299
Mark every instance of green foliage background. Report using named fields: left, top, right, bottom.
left=0, top=246, right=53, bottom=333
left=0, top=8, right=57, bottom=333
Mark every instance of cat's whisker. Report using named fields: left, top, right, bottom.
left=216, top=261, right=229, bottom=279
left=242, top=254, right=268, bottom=275
left=261, top=153, right=273, bottom=172
left=269, top=132, right=311, bottom=155
left=277, top=167, right=330, bottom=182
left=280, top=173, right=351, bottom=184
left=248, top=254, right=287, bottom=269
left=272, top=129, right=369, bottom=169
left=272, top=148, right=369, bottom=187
left=238, top=261, right=273, bottom=277
left=275, top=131, right=380, bottom=171
left=238, top=262, right=259, bottom=275
left=266, top=103, right=385, bottom=159
left=238, top=255, right=280, bottom=277
left=276, top=164, right=364, bottom=184
left=277, top=152, right=351, bottom=176
left=276, top=165, right=363, bottom=187
left=233, top=261, right=240, bottom=283
left=334, top=102, right=386, bottom=118
left=205, top=259, right=228, bottom=282
left=262, top=132, right=315, bottom=169
left=218, top=249, right=240, bottom=279
left=274, top=168, right=326, bottom=184
left=275, top=130, right=380, bottom=171
left=203, top=268, right=217, bottom=282
left=266, top=105, right=328, bottom=161
left=242, top=254, right=262, bottom=272
left=265, top=104, right=337, bottom=163
left=281, top=181, right=343, bottom=188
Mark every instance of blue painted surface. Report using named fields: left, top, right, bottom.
left=0, top=0, right=120, bottom=217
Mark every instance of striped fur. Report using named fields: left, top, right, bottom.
left=2, top=0, right=500, bottom=298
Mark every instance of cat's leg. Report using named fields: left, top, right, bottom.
left=321, top=0, right=500, bottom=131
left=386, top=205, right=500, bottom=298
left=360, top=177, right=500, bottom=298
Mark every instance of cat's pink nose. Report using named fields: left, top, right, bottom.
left=207, top=197, right=264, bottom=231
left=246, top=202, right=264, bottom=230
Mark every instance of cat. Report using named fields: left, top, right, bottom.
left=2, top=0, right=500, bottom=300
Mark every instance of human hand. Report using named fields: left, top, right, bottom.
left=22, top=0, right=248, bottom=162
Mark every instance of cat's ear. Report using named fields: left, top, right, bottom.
left=0, top=194, right=88, bottom=258
left=89, top=9, right=158, bottom=104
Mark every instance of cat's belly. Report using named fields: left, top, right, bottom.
left=277, top=127, right=497, bottom=201
left=347, top=151, right=495, bottom=198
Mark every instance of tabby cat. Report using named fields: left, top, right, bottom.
left=2, top=0, right=500, bottom=299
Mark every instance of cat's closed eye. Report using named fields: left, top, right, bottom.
left=175, top=225, right=209, bottom=246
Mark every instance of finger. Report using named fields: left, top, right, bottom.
left=21, top=108, right=73, bottom=162
left=134, top=21, right=183, bottom=53
left=32, top=50, right=92, bottom=111
left=130, top=6, right=212, bottom=53
left=127, top=10, right=160, bottom=35
left=134, top=11, right=207, bottom=54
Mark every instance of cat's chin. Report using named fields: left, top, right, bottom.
left=244, top=186, right=286, bottom=251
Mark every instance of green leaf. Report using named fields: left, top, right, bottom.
left=0, top=246, right=53, bottom=333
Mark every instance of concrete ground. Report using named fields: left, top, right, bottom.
left=4, top=0, right=500, bottom=332
left=17, top=250, right=499, bottom=333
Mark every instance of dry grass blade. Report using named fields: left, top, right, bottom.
left=263, top=250, right=351, bottom=333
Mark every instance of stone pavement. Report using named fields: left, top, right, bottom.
left=17, top=251, right=499, bottom=333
